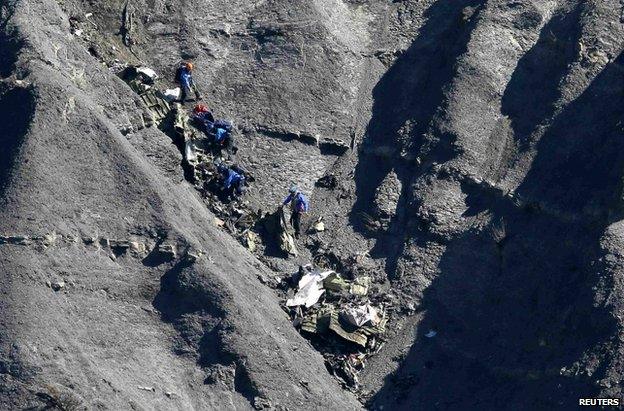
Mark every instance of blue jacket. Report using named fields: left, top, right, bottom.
left=178, top=67, right=194, bottom=89
left=215, top=127, right=228, bottom=144
left=223, top=169, right=244, bottom=190
left=192, top=112, right=214, bottom=133
left=283, top=192, right=309, bottom=212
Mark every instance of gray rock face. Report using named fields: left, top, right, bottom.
left=373, top=170, right=402, bottom=220
left=2, top=0, right=624, bottom=409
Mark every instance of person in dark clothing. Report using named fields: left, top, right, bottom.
left=175, top=62, right=201, bottom=104
left=212, top=120, right=237, bottom=156
left=192, top=108, right=237, bottom=157
left=216, top=163, right=246, bottom=200
left=192, top=104, right=215, bottom=129
left=192, top=104, right=214, bottom=121
left=282, top=186, right=309, bottom=237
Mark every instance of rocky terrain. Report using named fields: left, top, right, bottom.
left=2, top=0, right=624, bottom=409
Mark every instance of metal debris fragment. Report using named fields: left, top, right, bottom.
left=244, top=230, right=258, bottom=252
left=278, top=207, right=297, bottom=256
left=341, top=304, right=381, bottom=327
left=311, top=217, right=325, bottom=233
left=286, top=269, right=332, bottom=308
left=283, top=264, right=388, bottom=389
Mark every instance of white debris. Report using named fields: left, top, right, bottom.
left=136, top=66, right=158, bottom=80
left=163, top=87, right=181, bottom=101
left=287, top=269, right=333, bottom=308
left=298, top=269, right=333, bottom=289
left=74, top=29, right=83, bottom=37
left=341, top=304, right=381, bottom=327
left=312, top=217, right=325, bottom=233
left=185, top=139, right=198, bottom=164
left=286, top=282, right=324, bottom=308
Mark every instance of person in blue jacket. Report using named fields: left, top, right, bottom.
left=217, top=163, right=245, bottom=200
left=212, top=119, right=237, bottom=155
left=191, top=106, right=237, bottom=156
left=283, top=186, right=309, bottom=237
left=175, top=62, right=201, bottom=104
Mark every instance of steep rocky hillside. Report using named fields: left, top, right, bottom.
left=1, top=0, right=624, bottom=409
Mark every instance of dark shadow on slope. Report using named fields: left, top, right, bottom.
left=0, top=3, right=22, bottom=78
left=519, top=53, right=624, bottom=220
left=153, top=259, right=263, bottom=405
left=350, top=0, right=486, bottom=278
left=153, top=259, right=230, bottom=367
left=0, top=88, right=35, bottom=199
left=141, top=230, right=168, bottom=267
left=157, top=110, right=197, bottom=183
left=371, top=53, right=624, bottom=410
left=0, top=35, right=22, bottom=78
left=371, top=221, right=611, bottom=410
left=233, top=362, right=262, bottom=405
left=501, top=2, right=583, bottom=149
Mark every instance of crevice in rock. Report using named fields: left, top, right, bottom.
left=255, top=124, right=350, bottom=155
